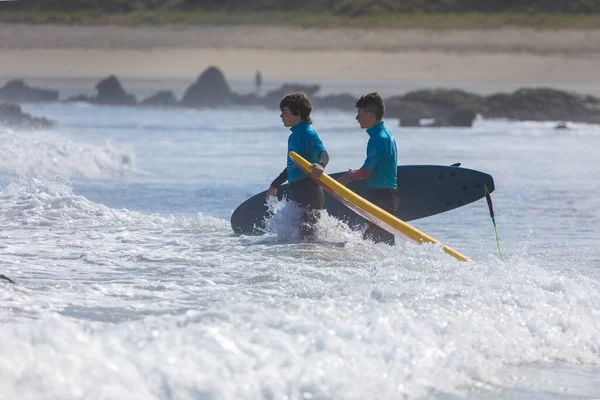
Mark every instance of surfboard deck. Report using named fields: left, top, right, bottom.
left=231, top=161, right=494, bottom=236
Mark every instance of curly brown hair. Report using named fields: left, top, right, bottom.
left=279, top=92, right=313, bottom=125
left=355, top=92, right=385, bottom=121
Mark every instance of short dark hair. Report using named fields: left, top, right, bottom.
left=355, top=92, right=385, bottom=121
left=280, top=92, right=313, bottom=125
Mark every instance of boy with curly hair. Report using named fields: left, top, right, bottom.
left=267, top=92, right=330, bottom=240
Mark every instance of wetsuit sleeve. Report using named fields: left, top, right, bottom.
left=270, top=168, right=288, bottom=189
left=306, top=132, right=326, bottom=155
left=362, top=140, right=380, bottom=172
left=317, top=151, right=329, bottom=168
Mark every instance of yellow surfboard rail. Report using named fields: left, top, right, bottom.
left=289, top=151, right=470, bottom=262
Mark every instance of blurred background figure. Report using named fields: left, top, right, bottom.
left=255, top=70, right=263, bottom=95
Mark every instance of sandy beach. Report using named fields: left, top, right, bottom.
left=2, top=23, right=600, bottom=97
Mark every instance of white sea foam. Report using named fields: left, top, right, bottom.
left=0, top=102, right=599, bottom=399
left=0, top=126, right=137, bottom=179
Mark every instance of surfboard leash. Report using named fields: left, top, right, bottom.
left=484, top=184, right=504, bottom=261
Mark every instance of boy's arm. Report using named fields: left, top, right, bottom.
left=310, top=150, right=329, bottom=179
left=317, top=150, right=329, bottom=167
left=338, top=167, right=371, bottom=185
left=267, top=168, right=288, bottom=197
left=338, top=141, right=376, bottom=185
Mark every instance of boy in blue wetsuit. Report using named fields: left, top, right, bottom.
left=267, top=92, right=330, bottom=239
left=338, top=92, right=399, bottom=245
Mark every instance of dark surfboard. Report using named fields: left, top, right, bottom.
left=231, top=165, right=495, bottom=234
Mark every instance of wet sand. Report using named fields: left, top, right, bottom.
left=2, top=23, right=600, bottom=97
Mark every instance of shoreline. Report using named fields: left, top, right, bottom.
left=2, top=24, right=600, bottom=97
left=3, top=48, right=600, bottom=98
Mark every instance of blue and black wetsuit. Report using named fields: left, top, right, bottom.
left=362, top=121, right=398, bottom=245
left=271, top=121, right=329, bottom=239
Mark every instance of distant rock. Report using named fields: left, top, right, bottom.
left=554, top=122, right=569, bottom=129
left=399, top=117, right=422, bottom=127
left=140, top=90, right=178, bottom=107
left=231, top=93, right=263, bottom=106
left=0, top=79, right=59, bottom=103
left=484, top=88, right=600, bottom=123
left=0, top=103, right=54, bottom=129
left=64, top=94, right=92, bottom=103
left=314, top=93, right=356, bottom=110
left=93, top=75, right=136, bottom=105
left=399, top=109, right=476, bottom=128
left=390, top=100, right=439, bottom=121
left=446, top=109, right=477, bottom=127
left=5, top=69, right=600, bottom=127
left=262, top=84, right=321, bottom=106
left=403, top=89, right=485, bottom=111
left=387, top=89, right=485, bottom=121
left=181, top=66, right=232, bottom=107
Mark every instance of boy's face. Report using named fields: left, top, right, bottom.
left=356, top=108, right=377, bottom=129
left=280, top=106, right=301, bottom=127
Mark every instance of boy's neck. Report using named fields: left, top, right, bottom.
left=365, top=120, right=382, bottom=130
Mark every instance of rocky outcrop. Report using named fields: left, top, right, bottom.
left=388, top=87, right=600, bottom=125
left=140, top=90, right=178, bottom=106
left=388, top=99, right=439, bottom=121
left=484, top=88, right=600, bottom=123
left=400, top=109, right=477, bottom=127
left=0, top=80, right=59, bottom=103
left=263, top=83, right=321, bottom=106
left=445, top=109, right=478, bottom=127
left=181, top=66, right=232, bottom=107
left=6, top=71, right=600, bottom=125
left=387, top=89, right=485, bottom=121
left=399, top=117, right=422, bottom=127
left=231, top=93, right=263, bottom=106
left=65, top=94, right=92, bottom=103
left=0, top=103, right=54, bottom=129
left=92, top=75, right=136, bottom=105
left=314, top=93, right=356, bottom=110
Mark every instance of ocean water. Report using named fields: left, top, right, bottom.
left=0, top=102, right=599, bottom=399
